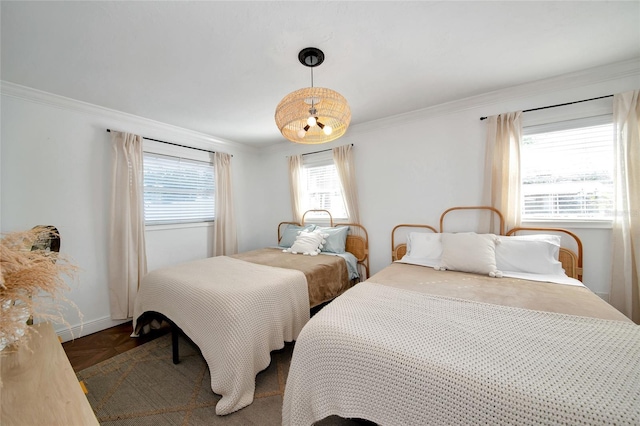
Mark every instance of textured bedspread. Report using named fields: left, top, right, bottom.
left=133, top=256, right=309, bottom=415
left=368, top=262, right=629, bottom=321
left=283, top=282, right=640, bottom=426
left=232, top=248, right=351, bottom=307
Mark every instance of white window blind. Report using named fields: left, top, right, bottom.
left=521, top=116, right=613, bottom=220
left=143, top=153, right=215, bottom=225
left=301, top=152, right=347, bottom=220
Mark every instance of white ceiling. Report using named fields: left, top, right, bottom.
left=2, top=1, right=639, bottom=148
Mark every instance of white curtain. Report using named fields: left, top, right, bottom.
left=333, top=145, right=361, bottom=224
left=213, top=152, right=238, bottom=256
left=610, top=90, right=640, bottom=324
left=108, top=131, right=147, bottom=320
left=483, top=112, right=523, bottom=232
left=288, top=155, right=304, bottom=224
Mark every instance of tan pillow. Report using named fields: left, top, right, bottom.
left=439, top=232, right=499, bottom=276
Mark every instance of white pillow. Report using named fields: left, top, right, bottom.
left=439, top=232, right=499, bottom=276
left=405, top=232, right=442, bottom=261
left=284, top=230, right=327, bottom=256
left=278, top=224, right=316, bottom=248
left=495, top=235, right=564, bottom=275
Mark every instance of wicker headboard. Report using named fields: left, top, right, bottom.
left=278, top=210, right=370, bottom=280
left=440, top=206, right=505, bottom=235
left=391, top=206, right=583, bottom=281
left=340, top=223, right=370, bottom=280
left=507, top=227, right=583, bottom=281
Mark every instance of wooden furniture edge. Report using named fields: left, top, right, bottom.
left=0, top=322, right=99, bottom=425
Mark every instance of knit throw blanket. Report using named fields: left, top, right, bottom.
left=133, top=256, right=309, bottom=415
left=283, top=282, right=640, bottom=426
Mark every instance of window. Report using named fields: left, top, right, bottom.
left=143, top=153, right=215, bottom=225
left=521, top=115, right=613, bottom=220
left=301, top=152, right=347, bottom=220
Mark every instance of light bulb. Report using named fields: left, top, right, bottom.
left=297, top=129, right=306, bottom=138
left=323, top=126, right=333, bottom=135
left=307, top=116, right=316, bottom=127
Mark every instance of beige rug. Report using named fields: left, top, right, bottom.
left=77, top=333, right=371, bottom=426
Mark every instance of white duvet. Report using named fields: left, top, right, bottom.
left=283, top=282, right=640, bottom=426
left=133, top=255, right=309, bottom=415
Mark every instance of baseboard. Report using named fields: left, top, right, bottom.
left=54, top=316, right=131, bottom=343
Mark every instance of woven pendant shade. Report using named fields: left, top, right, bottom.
left=275, top=47, right=351, bottom=144
left=275, top=87, right=351, bottom=144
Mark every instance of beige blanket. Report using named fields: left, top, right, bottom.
left=232, top=248, right=351, bottom=307
left=283, top=282, right=640, bottom=426
left=133, top=256, right=309, bottom=415
left=368, top=262, right=629, bottom=321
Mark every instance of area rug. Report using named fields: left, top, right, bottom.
left=77, top=333, right=366, bottom=426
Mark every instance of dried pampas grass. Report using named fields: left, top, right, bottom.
left=0, top=227, right=80, bottom=352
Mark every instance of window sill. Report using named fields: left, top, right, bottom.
left=145, top=221, right=214, bottom=232
left=521, top=219, right=612, bottom=230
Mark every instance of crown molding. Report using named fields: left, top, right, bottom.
left=353, top=58, right=640, bottom=135
left=4, top=58, right=638, bottom=155
left=0, top=80, right=258, bottom=154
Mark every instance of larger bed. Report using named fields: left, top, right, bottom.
left=282, top=207, right=640, bottom=426
left=132, top=211, right=369, bottom=415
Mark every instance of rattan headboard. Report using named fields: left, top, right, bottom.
left=440, top=206, right=505, bottom=235
left=507, top=227, right=584, bottom=281
left=278, top=210, right=370, bottom=280
left=391, top=224, right=438, bottom=262
left=339, top=223, right=370, bottom=280
left=391, top=206, right=583, bottom=282
left=302, top=209, right=334, bottom=226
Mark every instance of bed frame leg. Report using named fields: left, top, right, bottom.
left=172, top=325, right=180, bottom=364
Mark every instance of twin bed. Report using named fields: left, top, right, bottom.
left=282, top=207, right=640, bottom=425
left=132, top=210, right=369, bottom=415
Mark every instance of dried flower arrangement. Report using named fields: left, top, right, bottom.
left=0, top=227, right=80, bottom=352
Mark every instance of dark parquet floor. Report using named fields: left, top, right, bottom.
left=62, top=321, right=170, bottom=372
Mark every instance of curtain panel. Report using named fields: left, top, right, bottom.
left=332, top=145, right=361, bottom=224
left=610, top=90, right=640, bottom=324
left=288, top=155, right=304, bottom=224
left=483, top=112, right=523, bottom=232
left=108, top=131, right=147, bottom=320
left=213, top=152, right=238, bottom=256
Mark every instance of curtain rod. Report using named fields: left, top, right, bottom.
left=301, top=143, right=354, bottom=157
left=106, top=129, right=223, bottom=155
left=479, top=94, right=613, bottom=121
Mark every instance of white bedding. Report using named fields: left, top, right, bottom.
left=133, top=255, right=309, bottom=415
left=396, top=257, right=584, bottom=287
left=283, top=282, right=640, bottom=426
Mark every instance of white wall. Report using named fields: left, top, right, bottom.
left=0, top=84, right=261, bottom=340
left=1, top=60, right=638, bottom=340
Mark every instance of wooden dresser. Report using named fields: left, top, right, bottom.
left=0, top=322, right=99, bottom=425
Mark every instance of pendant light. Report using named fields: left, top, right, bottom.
left=275, top=47, right=351, bottom=144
